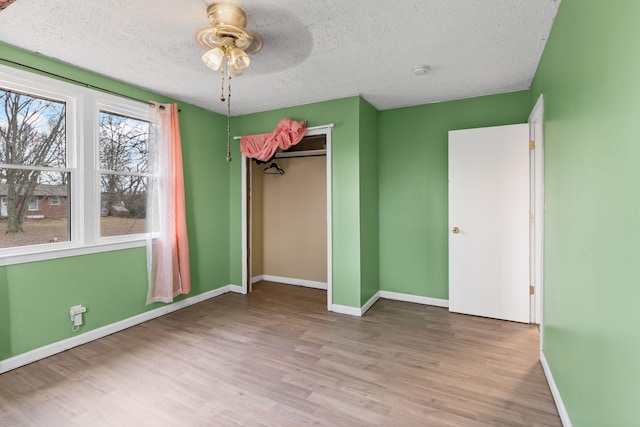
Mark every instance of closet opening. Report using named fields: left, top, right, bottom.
left=241, top=126, right=333, bottom=310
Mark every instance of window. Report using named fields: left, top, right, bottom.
left=0, top=64, right=153, bottom=264
left=27, top=196, right=39, bottom=211
left=98, top=111, right=150, bottom=237
left=0, top=86, right=70, bottom=249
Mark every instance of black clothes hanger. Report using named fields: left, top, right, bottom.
left=263, top=162, right=285, bottom=175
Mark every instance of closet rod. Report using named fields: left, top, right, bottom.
left=233, top=123, right=335, bottom=140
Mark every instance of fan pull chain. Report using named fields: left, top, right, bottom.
left=220, top=66, right=226, bottom=102
left=226, top=73, right=232, bottom=162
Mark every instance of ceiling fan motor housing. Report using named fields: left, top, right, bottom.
left=195, top=2, right=262, bottom=54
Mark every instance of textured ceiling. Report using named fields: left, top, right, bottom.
left=0, top=0, right=560, bottom=116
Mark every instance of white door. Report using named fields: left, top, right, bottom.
left=448, top=124, right=530, bottom=323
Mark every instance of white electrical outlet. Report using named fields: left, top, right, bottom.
left=69, top=305, right=87, bottom=328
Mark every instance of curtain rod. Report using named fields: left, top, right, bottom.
left=0, top=57, right=181, bottom=112
left=233, top=123, right=335, bottom=140
left=149, top=101, right=178, bottom=111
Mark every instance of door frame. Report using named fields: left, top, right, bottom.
left=241, top=124, right=334, bottom=311
left=528, top=95, right=545, bottom=330
left=448, top=110, right=544, bottom=325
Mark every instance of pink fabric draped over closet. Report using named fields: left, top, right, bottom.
left=240, top=118, right=307, bottom=161
left=146, top=103, right=191, bottom=304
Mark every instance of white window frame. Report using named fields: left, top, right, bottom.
left=50, top=195, right=61, bottom=206
left=95, top=100, right=151, bottom=243
left=0, top=64, right=151, bottom=266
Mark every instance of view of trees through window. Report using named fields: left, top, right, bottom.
left=0, top=87, right=69, bottom=248
left=0, top=85, right=151, bottom=250
left=99, top=111, right=150, bottom=237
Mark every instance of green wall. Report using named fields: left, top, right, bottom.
left=231, top=92, right=532, bottom=309
left=378, top=91, right=531, bottom=300
left=4, top=250, right=147, bottom=356
left=7, top=4, right=638, bottom=421
left=358, top=98, right=380, bottom=305
left=531, top=1, right=640, bottom=425
left=0, top=44, right=230, bottom=360
left=231, top=97, right=365, bottom=307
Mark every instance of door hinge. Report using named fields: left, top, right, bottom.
left=529, top=140, right=535, bottom=150
left=529, top=213, right=535, bottom=223
left=530, top=285, right=535, bottom=295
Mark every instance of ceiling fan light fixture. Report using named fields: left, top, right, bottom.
left=194, top=2, right=263, bottom=162
left=234, top=35, right=251, bottom=50
left=202, top=47, right=224, bottom=71
left=230, top=47, right=251, bottom=70
left=228, top=63, right=244, bottom=77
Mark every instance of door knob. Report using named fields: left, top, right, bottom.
left=451, top=227, right=460, bottom=234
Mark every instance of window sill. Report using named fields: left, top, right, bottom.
left=0, top=239, right=146, bottom=267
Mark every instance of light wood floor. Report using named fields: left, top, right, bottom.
left=0, top=281, right=561, bottom=426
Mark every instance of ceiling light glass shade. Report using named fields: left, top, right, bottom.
left=202, top=47, right=225, bottom=71
left=230, top=47, right=251, bottom=70
left=228, top=63, right=244, bottom=77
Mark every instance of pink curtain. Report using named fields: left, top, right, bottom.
left=240, top=118, right=307, bottom=161
left=146, top=103, right=191, bottom=304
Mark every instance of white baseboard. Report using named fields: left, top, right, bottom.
left=251, top=275, right=264, bottom=284
left=228, top=284, right=245, bottom=294
left=540, top=351, right=572, bottom=427
left=331, top=304, right=363, bottom=317
left=0, top=285, right=239, bottom=374
left=361, top=292, right=381, bottom=315
left=332, top=292, right=381, bottom=317
left=260, top=274, right=327, bottom=290
left=379, top=290, right=449, bottom=308
left=331, top=291, right=447, bottom=317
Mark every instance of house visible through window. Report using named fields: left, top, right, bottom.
left=50, top=195, right=60, bottom=205
left=0, top=85, right=69, bottom=249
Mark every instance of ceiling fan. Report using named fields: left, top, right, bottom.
left=194, top=2, right=263, bottom=77
left=194, top=2, right=264, bottom=161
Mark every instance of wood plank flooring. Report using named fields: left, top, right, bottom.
left=0, top=281, right=561, bottom=426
